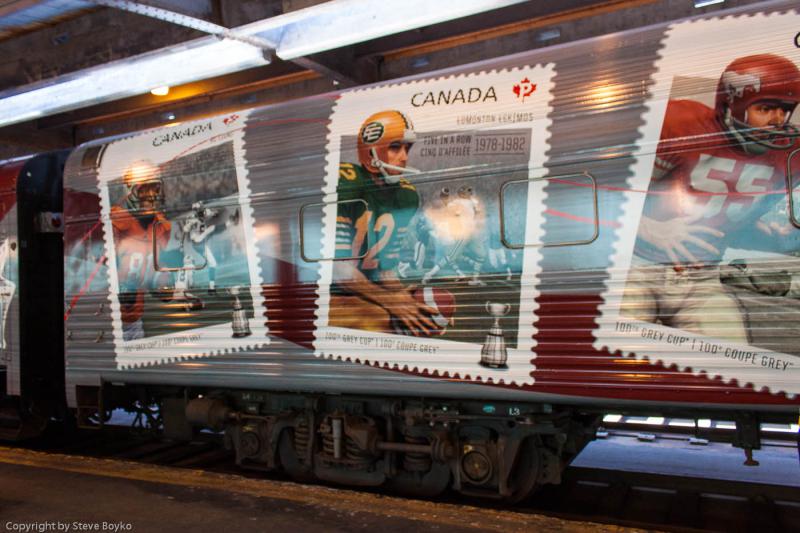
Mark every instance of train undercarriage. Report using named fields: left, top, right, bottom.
left=6, top=381, right=797, bottom=501
left=163, top=389, right=601, bottom=502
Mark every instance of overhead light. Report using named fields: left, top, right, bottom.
left=0, top=0, right=529, bottom=128
left=240, top=0, right=529, bottom=60
left=0, top=37, right=268, bottom=128
left=537, top=29, right=561, bottom=42
left=694, top=0, right=724, bottom=7
left=411, top=57, right=430, bottom=69
left=150, top=86, right=170, bottom=96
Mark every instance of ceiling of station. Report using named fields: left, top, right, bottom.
left=0, top=0, right=766, bottom=159
left=0, top=0, right=94, bottom=39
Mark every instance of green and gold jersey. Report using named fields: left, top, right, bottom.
left=335, top=162, right=419, bottom=281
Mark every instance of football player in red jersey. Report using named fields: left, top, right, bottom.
left=111, top=160, right=172, bottom=341
left=623, top=54, right=800, bottom=342
left=330, top=110, right=441, bottom=336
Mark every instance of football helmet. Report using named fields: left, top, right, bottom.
left=357, top=110, right=418, bottom=183
left=715, top=54, right=800, bottom=154
left=123, top=160, right=163, bottom=211
left=457, top=186, right=474, bottom=199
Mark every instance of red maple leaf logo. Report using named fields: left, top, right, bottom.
left=512, top=78, right=537, bottom=102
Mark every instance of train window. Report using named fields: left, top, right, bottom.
left=79, top=145, right=106, bottom=172
left=787, top=148, right=800, bottom=228
left=499, top=172, right=598, bottom=248
left=152, top=219, right=207, bottom=272
left=299, top=198, right=370, bottom=262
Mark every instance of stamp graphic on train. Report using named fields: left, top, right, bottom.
left=95, top=114, right=268, bottom=368
left=0, top=236, right=16, bottom=351
left=313, top=67, right=555, bottom=384
left=0, top=166, right=18, bottom=369
left=596, top=12, right=800, bottom=397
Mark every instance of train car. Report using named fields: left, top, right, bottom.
left=0, top=152, right=66, bottom=440
left=35, top=0, right=800, bottom=501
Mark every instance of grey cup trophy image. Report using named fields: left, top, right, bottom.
left=230, top=286, right=252, bottom=338
left=480, top=302, right=510, bottom=369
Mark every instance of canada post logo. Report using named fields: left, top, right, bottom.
left=513, top=78, right=537, bottom=102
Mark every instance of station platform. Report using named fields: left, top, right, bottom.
left=575, top=434, right=800, bottom=487
left=0, top=447, right=618, bottom=533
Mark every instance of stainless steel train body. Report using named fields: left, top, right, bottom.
left=3, top=0, right=800, bottom=501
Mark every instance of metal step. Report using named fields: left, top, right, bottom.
left=0, top=407, right=23, bottom=440
left=0, top=407, right=22, bottom=428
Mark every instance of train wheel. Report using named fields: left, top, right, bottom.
left=504, top=437, right=542, bottom=504
left=278, top=428, right=316, bottom=483
left=386, top=460, right=451, bottom=498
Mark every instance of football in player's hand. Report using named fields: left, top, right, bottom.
left=412, top=286, right=456, bottom=335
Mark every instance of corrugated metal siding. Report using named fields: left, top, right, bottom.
left=63, top=0, right=800, bottom=410
left=0, top=160, right=24, bottom=396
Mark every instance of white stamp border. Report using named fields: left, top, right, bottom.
left=313, top=65, right=555, bottom=386
left=97, top=111, right=269, bottom=369
left=593, top=11, right=800, bottom=398
left=1, top=202, right=19, bottom=395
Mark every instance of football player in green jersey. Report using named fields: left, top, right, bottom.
left=331, top=110, right=439, bottom=335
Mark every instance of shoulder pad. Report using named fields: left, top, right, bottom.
left=398, top=177, right=416, bottom=191
left=337, top=163, right=367, bottom=202
left=110, top=206, right=135, bottom=229
left=339, top=162, right=359, bottom=182
left=662, top=99, right=715, bottom=137
left=395, top=181, right=420, bottom=210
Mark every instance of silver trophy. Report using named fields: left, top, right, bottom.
left=480, top=302, right=510, bottom=369
left=230, top=286, right=252, bottom=338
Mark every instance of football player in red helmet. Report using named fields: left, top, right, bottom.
left=331, top=110, right=441, bottom=336
left=111, top=160, right=172, bottom=340
left=624, top=53, right=800, bottom=343
left=715, top=54, right=800, bottom=155
left=122, top=159, right=164, bottom=213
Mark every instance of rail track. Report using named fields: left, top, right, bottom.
left=9, top=415, right=800, bottom=532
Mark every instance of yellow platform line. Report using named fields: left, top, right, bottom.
left=0, top=446, right=634, bottom=532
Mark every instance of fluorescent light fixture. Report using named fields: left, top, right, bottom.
left=0, top=36, right=268, bottom=128
left=0, top=0, right=530, bottom=128
left=240, top=0, right=530, bottom=60
left=411, top=56, right=431, bottom=69
left=150, top=86, right=170, bottom=96
left=694, top=0, right=724, bottom=7
left=537, top=29, right=561, bottom=42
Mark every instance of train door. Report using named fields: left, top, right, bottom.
left=0, top=152, right=66, bottom=440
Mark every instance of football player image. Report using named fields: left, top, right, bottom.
left=421, top=186, right=489, bottom=286
left=111, top=160, right=172, bottom=341
left=623, top=53, right=800, bottom=343
left=172, top=201, right=220, bottom=310
left=330, top=110, right=441, bottom=336
left=0, top=237, right=16, bottom=349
